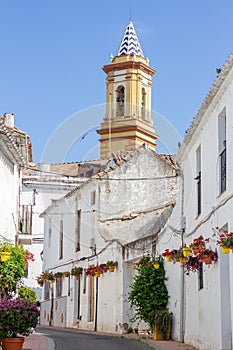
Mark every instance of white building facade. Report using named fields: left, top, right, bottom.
left=39, top=146, right=179, bottom=332
left=156, top=51, right=233, bottom=350
left=21, top=161, right=105, bottom=301
left=0, top=113, right=29, bottom=243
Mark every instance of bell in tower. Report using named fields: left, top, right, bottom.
left=97, top=21, right=158, bottom=159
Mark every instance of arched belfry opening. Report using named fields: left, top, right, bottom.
left=97, top=21, right=158, bottom=159
left=116, top=86, right=125, bottom=117
left=141, top=88, right=146, bottom=120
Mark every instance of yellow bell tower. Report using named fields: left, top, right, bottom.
left=97, top=21, right=158, bottom=159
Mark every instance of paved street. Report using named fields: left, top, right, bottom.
left=38, top=327, right=153, bottom=350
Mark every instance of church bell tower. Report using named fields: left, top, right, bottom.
left=97, top=21, right=158, bottom=159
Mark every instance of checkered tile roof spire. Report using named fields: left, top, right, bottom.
left=117, top=21, right=144, bottom=57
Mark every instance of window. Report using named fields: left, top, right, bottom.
left=198, top=263, right=203, bottom=290
left=44, top=282, right=50, bottom=300
left=19, top=205, right=32, bottom=234
left=91, top=191, right=96, bottom=206
left=218, top=108, right=226, bottom=194
left=59, top=220, right=63, bottom=260
left=141, top=88, right=146, bottom=119
left=56, top=279, right=62, bottom=297
left=195, top=145, right=201, bottom=216
left=116, top=86, right=125, bottom=117
left=48, top=220, right=52, bottom=248
left=75, top=210, right=81, bottom=252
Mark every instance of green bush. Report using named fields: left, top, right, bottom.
left=18, top=287, right=37, bottom=304
left=128, top=254, right=169, bottom=330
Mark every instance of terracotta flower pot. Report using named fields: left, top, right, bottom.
left=75, top=274, right=80, bottom=280
left=203, top=255, right=212, bottom=265
left=1, top=337, right=24, bottom=350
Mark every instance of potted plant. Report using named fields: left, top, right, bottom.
left=162, top=249, right=173, bottom=262
left=0, top=297, right=39, bottom=350
left=64, top=271, right=70, bottom=278
left=0, top=243, right=34, bottom=298
left=86, top=264, right=107, bottom=277
left=184, top=255, right=202, bottom=275
left=217, top=231, right=233, bottom=254
left=189, top=235, right=208, bottom=255
left=106, top=260, right=117, bottom=272
left=46, top=272, right=55, bottom=283
left=182, top=245, right=192, bottom=257
left=199, top=249, right=218, bottom=265
left=54, top=272, right=64, bottom=281
left=36, top=275, right=44, bottom=287
left=176, top=248, right=186, bottom=264
left=71, top=266, right=83, bottom=280
left=128, top=254, right=171, bottom=340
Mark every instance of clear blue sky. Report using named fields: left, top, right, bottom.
left=1, top=1, right=232, bottom=163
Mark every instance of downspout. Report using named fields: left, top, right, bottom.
left=180, top=168, right=185, bottom=343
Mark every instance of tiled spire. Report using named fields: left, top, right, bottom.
left=117, top=21, right=144, bottom=57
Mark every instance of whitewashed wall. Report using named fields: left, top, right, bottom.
left=40, top=147, right=179, bottom=333
left=0, top=152, right=19, bottom=241
left=157, top=62, right=233, bottom=349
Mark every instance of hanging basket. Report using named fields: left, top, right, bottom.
left=108, top=266, right=115, bottom=272
left=182, top=247, right=191, bottom=257
left=221, top=246, right=230, bottom=254
left=165, top=256, right=172, bottom=262
left=203, top=255, right=212, bottom=265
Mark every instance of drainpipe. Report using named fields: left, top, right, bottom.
left=94, top=276, right=98, bottom=331
left=180, top=168, right=185, bottom=343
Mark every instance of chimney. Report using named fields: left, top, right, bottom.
left=4, top=113, right=14, bottom=128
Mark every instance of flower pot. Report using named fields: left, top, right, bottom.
left=203, top=256, right=212, bottom=265
left=179, top=257, right=186, bottom=264
left=182, top=247, right=191, bottom=257
left=56, top=276, right=63, bottom=281
left=221, top=246, right=230, bottom=254
left=153, top=321, right=171, bottom=340
left=165, top=256, right=172, bottom=262
left=1, top=337, right=24, bottom=350
left=75, top=274, right=80, bottom=280
left=95, top=272, right=101, bottom=278
left=39, top=281, right=44, bottom=287
left=0, top=252, right=11, bottom=262
left=108, top=266, right=115, bottom=272
left=64, top=273, right=70, bottom=277
left=153, top=262, right=160, bottom=269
